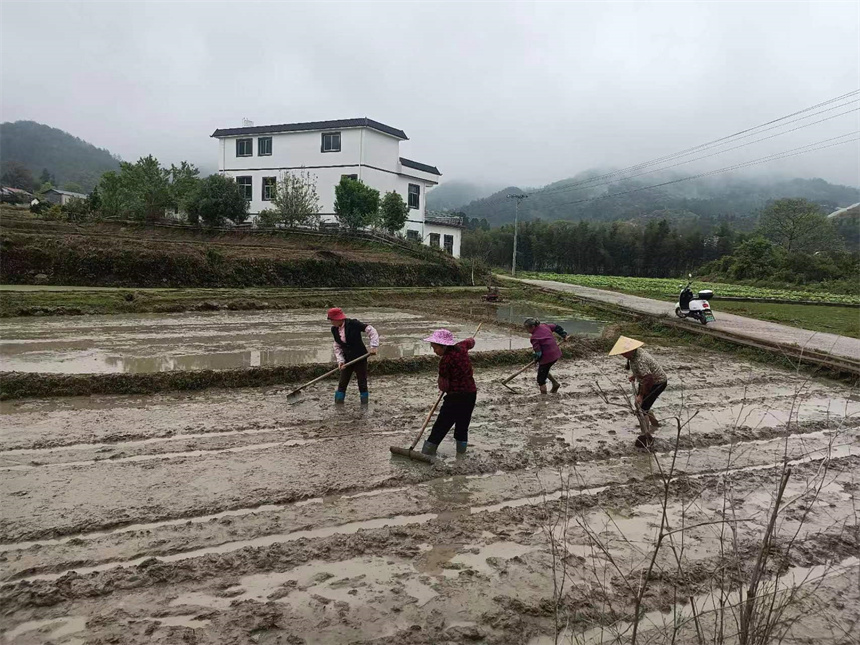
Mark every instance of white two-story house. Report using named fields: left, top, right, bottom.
left=211, top=117, right=463, bottom=256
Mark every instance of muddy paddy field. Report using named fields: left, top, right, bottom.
left=1, top=294, right=858, bottom=645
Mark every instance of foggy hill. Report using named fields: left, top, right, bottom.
left=0, top=121, right=120, bottom=192
left=426, top=180, right=504, bottom=211
left=456, top=171, right=860, bottom=227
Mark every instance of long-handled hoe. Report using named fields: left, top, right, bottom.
left=286, top=352, right=371, bottom=403
left=389, top=323, right=483, bottom=464
left=499, top=360, right=537, bottom=393
left=499, top=336, right=568, bottom=393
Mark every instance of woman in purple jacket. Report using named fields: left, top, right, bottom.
left=524, top=317, right=568, bottom=394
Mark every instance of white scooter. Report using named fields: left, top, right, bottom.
left=675, top=276, right=715, bottom=325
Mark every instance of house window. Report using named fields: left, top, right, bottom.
left=443, top=234, right=454, bottom=254
left=262, top=177, right=276, bottom=201
left=258, top=137, right=272, bottom=156
left=341, top=174, right=358, bottom=181
left=406, top=229, right=420, bottom=241
left=236, top=138, right=253, bottom=157
left=429, top=233, right=440, bottom=248
left=321, top=132, right=341, bottom=153
left=408, top=184, right=420, bottom=209
left=237, top=176, right=252, bottom=200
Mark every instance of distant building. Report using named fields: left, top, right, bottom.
left=0, top=186, right=34, bottom=203
left=44, top=188, right=87, bottom=205
left=211, top=117, right=463, bottom=256
left=827, top=203, right=860, bottom=219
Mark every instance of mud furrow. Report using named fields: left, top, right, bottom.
left=0, top=457, right=854, bottom=622
left=3, top=443, right=855, bottom=584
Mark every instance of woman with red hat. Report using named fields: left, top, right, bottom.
left=327, top=307, right=379, bottom=405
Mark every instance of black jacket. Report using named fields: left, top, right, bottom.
left=331, top=318, right=369, bottom=362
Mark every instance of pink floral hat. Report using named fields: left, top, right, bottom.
left=423, top=329, right=457, bottom=346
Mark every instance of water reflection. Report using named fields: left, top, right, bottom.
left=0, top=308, right=534, bottom=374
left=491, top=303, right=604, bottom=336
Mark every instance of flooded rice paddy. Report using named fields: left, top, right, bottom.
left=1, top=332, right=858, bottom=644
left=0, top=307, right=596, bottom=374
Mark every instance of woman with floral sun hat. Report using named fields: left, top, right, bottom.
left=420, top=329, right=477, bottom=456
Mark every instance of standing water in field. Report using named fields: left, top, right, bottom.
left=0, top=308, right=534, bottom=374
left=492, top=303, right=604, bottom=336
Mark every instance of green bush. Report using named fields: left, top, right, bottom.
left=185, top=174, right=249, bottom=227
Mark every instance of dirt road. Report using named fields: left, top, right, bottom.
left=518, top=278, right=860, bottom=362
left=2, top=345, right=858, bottom=644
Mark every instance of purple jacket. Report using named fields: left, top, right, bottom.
left=530, top=323, right=564, bottom=364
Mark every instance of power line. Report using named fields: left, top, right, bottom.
left=532, top=107, right=859, bottom=197
left=527, top=90, right=860, bottom=197
left=547, top=133, right=859, bottom=209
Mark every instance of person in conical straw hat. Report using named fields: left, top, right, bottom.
left=420, top=329, right=477, bottom=457
left=609, top=336, right=668, bottom=439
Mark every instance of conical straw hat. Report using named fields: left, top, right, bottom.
left=608, top=336, right=644, bottom=356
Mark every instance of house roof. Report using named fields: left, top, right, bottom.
left=400, top=157, right=441, bottom=176
left=46, top=189, right=87, bottom=198
left=211, top=118, right=408, bottom=140
left=425, top=214, right=465, bottom=229
left=0, top=186, right=33, bottom=195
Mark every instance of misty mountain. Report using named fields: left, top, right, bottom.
left=426, top=180, right=504, bottom=212
left=458, top=171, right=860, bottom=227
left=0, top=121, right=120, bottom=192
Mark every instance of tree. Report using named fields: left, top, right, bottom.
left=758, top=198, right=835, bottom=253
left=265, top=170, right=321, bottom=227
left=1, top=161, right=35, bottom=191
left=40, top=168, right=55, bottom=186
left=95, top=171, right=124, bottom=219
left=168, top=161, right=200, bottom=212
left=379, top=191, right=409, bottom=234
left=120, top=155, right=171, bottom=221
left=334, top=177, right=380, bottom=229
left=185, top=174, right=249, bottom=227
left=62, top=182, right=84, bottom=193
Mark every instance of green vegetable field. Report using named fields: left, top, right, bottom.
left=523, top=273, right=860, bottom=306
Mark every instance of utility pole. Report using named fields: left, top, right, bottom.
left=507, top=193, right=528, bottom=277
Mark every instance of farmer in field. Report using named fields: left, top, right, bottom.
left=421, top=329, right=477, bottom=456
left=328, top=307, right=379, bottom=405
left=524, top=318, right=568, bottom=394
left=608, top=336, right=667, bottom=437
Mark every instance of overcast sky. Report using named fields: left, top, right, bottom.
left=2, top=1, right=858, bottom=188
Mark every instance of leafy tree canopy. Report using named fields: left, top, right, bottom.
left=334, top=177, right=380, bottom=229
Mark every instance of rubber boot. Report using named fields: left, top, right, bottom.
left=635, top=434, right=654, bottom=450
left=539, top=384, right=548, bottom=395
left=360, top=392, right=369, bottom=406
left=549, top=375, right=561, bottom=393
left=421, top=440, right=438, bottom=456
left=456, top=441, right=468, bottom=455
left=647, top=411, right=659, bottom=428
left=334, top=390, right=345, bottom=405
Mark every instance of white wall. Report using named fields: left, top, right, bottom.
left=424, top=222, right=462, bottom=257
left=215, top=125, right=453, bottom=250
left=360, top=130, right=400, bottom=171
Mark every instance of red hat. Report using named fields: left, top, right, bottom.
left=327, top=307, right=346, bottom=321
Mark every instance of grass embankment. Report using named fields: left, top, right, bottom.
left=0, top=285, right=499, bottom=318
left=0, top=214, right=470, bottom=289
left=521, top=271, right=860, bottom=339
